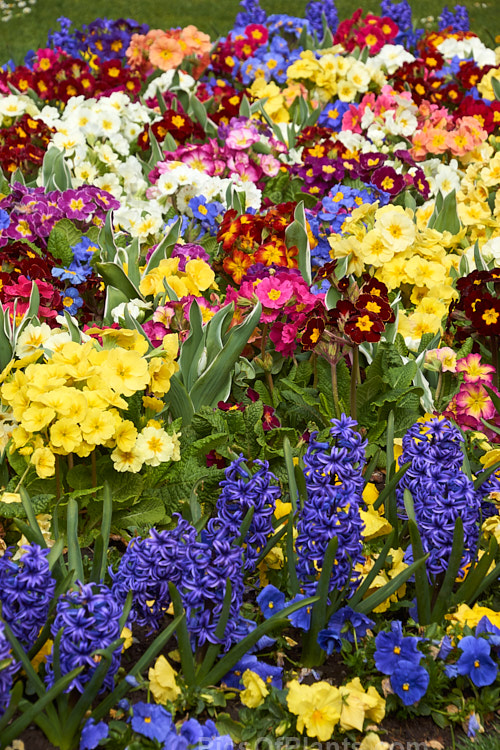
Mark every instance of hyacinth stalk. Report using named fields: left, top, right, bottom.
left=296, top=414, right=366, bottom=665
left=397, top=416, right=500, bottom=623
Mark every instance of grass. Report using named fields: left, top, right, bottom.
left=0, top=0, right=498, bottom=65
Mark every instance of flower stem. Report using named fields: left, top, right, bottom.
left=491, top=335, right=499, bottom=390
left=350, top=347, right=359, bottom=420
left=330, top=361, right=341, bottom=419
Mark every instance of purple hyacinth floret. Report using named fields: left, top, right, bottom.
left=0, top=620, right=19, bottom=715
left=207, top=455, right=280, bottom=572
left=0, top=544, right=56, bottom=649
left=45, top=581, right=122, bottom=694
left=296, top=415, right=367, bottom=599
left=396, top=417, right=481, bottom=577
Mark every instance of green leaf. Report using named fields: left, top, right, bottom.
left=430, top=517, right=464, bottom=622
left=96, top=261, right=144, bottom=302
left=408, top=518, right=431, bottom=625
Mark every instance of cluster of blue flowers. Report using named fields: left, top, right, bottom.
left=308, top=185, right=388, bottom=267
left=239, top=42, right=301, bottom=86
left=111, top=519, right=245, bottom=651
left=0, top=544, right=55, bottom=649
left=45, top=16, right=149, bottom=62
left=188, top=196, right=225, bottom=236
left=396, top=417, right=492, bottom=577
left=296, top=414, right=367, bottom=599
left=52, top=236, right=98, bottom=315
left=234, top=0, right=267, bottom=28
left=112, top=456, right=280, bottom=650
left=0, top=620, right=18, bottom=715
left=81, top=703, right=233, bottom=749
left=439, top=4, right=470, bottom=32
left=317, top=605, right=374, bottom=656
left=45, top=581, right=122, bottom=694
left=305, top=0, right=339, bottom=36
left=208, top=455, right=280, bottom=571
left=374, top=621, right=429, bottom=705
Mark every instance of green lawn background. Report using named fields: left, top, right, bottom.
left=0, top=0, right=498, bottom=65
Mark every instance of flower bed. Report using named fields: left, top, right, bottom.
left=0, top=1, right=500, bottom=748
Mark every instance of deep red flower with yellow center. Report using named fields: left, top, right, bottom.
left=345, top=309, right=385, bottom=343
left=470, top=296, right=500, bottom=336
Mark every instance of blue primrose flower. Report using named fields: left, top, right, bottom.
left=0, top=208, right=10, bottom=230
left=257, top=584, right=286, bottom=619
left=61, top=287, right=84, bottom=316
left=374, top=621, right=422, bottom=675
left=390, top=660, right=430, bottom=706
left=80, top=718, right=109, bottom=750
left=130, top=702, right=174, bottom=743
left=456, top=636, right=498, bottom=687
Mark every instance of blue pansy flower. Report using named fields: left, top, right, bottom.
left=390, top=660, right=430, bottom=706
left=374, top=621, right=422, bottom=675
left=456, top=636, right=498, bottom=687
left=80, top=718, right=109, bottom=750
left=130, top=702, right=174, bottom=743
left=317, top=627, right=342, bottom=656
left=257, top=584, right=286, bottom=619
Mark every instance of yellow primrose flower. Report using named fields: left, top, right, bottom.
left=114, top=419, right=138, bottom=452
left=148, top=655, right=181, bottom=704
left=31, top=639, right=53, bottom=673
left=148, top=358, right=178, bottom=397
left=482, top=515, right=500, bottom=544
left=240, top=669, right=269, bottom=708
left=80, top=408, right=116, bottom=445
left=21, top=404, right=56, bottom=433
left=120, top=627, right=133, bottom=651
left=286, top=680, right=341, bottom=741
left=94, top=348, right=150, bottom=397
left=162, top=333, right=179, bottom=361
left=446, top=603, right=500, bottom=630
left=184, top=258, right=215, bottom=294
left=142, top=395, right=165, bottom=413
left=110, top=445, right=146, bottom=473
left=30, top=446, right=55, bottom=478
left=49, top=418, right=82, bottom=454
left=480, top=448, right=500, bottom=469
left=136, top=425, right=178, bottom=467
left=375, top=205, right=416, bottom=253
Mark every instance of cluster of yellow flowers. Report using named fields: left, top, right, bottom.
left=286, top=48, right=385, bottom=104
left=139, top=256, right=216, bottom=298
left=477, top=67, right=500, bottom=102
left=285, top=676, right=385, bottom=740
left=0, top=329, right=180, bottom=477
left=455, top=145, right=500, bottom=262
left=248, top=79, right=310, bottom=124
left=328, top=202, right=462, bottom=346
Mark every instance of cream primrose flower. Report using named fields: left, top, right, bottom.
left=135, top=425, right=178, bottom=467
